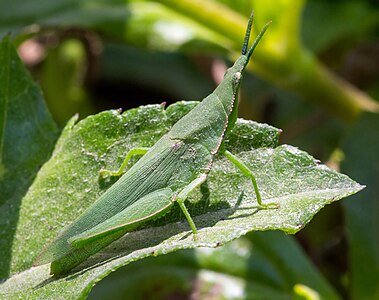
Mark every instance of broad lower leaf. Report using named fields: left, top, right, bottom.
left=0, top=101, right=362, bottom=299
left=0, top=36, right=58, bottom=279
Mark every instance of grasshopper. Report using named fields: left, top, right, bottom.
left=35, top=14, right=276, bottom=275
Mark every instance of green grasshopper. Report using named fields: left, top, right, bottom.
left=35, top=14, right=276, bottom=275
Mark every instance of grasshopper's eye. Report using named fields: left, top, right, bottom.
left=233, top=72, right=241, bottom=81
left=232, top=72, right=242, bottom=88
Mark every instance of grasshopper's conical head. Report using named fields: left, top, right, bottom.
left=214, top=14, right=271, bottom=135
left=224, top=14, right=271, bottom=91
left=215, top=14, right=271, bottom=100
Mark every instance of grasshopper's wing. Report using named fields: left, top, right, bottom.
left=49, top=188, right=174, bottom=275
left=70, top=188, right=175, bottom=247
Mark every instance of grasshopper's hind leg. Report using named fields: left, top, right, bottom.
left=224, top=150, right=279, bottom=209
left=99, top=147, right=150, bottom=178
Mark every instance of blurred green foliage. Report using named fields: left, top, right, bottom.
left=0, top=0, right=378, bottom=299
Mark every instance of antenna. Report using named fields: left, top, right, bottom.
left=241, top=11, right=254, bottom=55
left=247, top=20, right=271, bottom=60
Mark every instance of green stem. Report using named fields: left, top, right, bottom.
left=250, top=49, right=379, bottom=122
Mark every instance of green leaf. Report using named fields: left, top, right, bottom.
left=0, top=100, right=362, bottom=299
left=303, top=1, right=379, bottom=52
left=0, top=36, right=58, bottom=279
left=341, top=112, right=379, bottom=300
left=100, top=44, right=215, bottom=101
